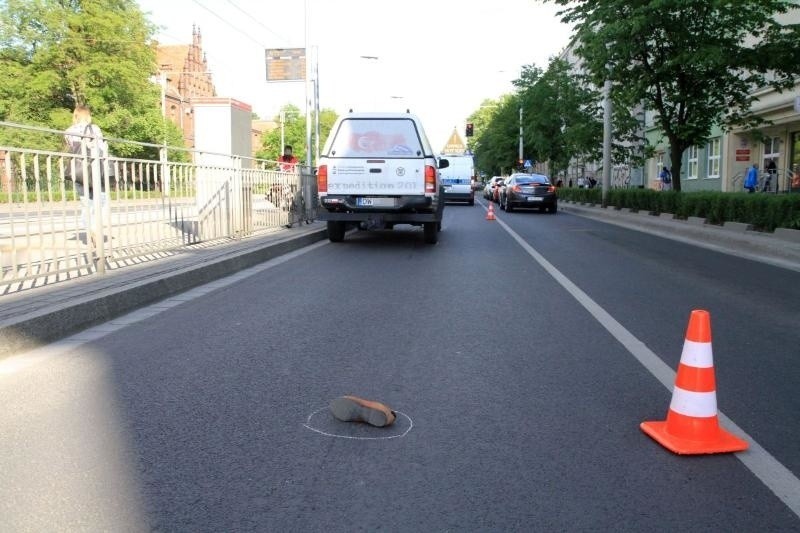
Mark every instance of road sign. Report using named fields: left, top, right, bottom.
left=524, top=159, right=532, bottom=168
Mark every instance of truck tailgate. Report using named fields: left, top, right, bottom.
left=327, top=158, right=426, bottom=195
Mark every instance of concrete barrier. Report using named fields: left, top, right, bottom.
left=722, top=221, right=754, bottom=232
left=774, top=227, right=800, bottom=243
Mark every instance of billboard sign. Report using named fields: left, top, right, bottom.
left=265, top=48, right=306, bottom=82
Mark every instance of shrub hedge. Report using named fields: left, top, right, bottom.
left=556, top=188, right=800, bottom=232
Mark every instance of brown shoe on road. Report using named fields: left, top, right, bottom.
left=329, top=395, right=396, bottom=427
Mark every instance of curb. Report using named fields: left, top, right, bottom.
left=0, top=227, right=328, bottom=359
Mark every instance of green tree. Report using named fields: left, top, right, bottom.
left=0, top=0, right=177, bottom=157
left=469, top=94, right=521, bottom=176
left=514, top=60, right=605, bottom=178
left=519, top=57, right=645, bottom=180
left=256, top=104, right=338, bottom=165
left=546, top=0, right=800, bottom=191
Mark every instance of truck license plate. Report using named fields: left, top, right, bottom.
left=357, top=197, right=395, bottom=207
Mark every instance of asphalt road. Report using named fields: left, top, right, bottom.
left=1, top=201, right=798, bottom=531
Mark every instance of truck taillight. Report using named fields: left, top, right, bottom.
left=317, top=165, right=328, bottom=193
left=425, top=165, right=437, bottom=193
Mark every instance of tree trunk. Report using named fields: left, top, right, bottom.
left=668, top=139, right=685, bottom=192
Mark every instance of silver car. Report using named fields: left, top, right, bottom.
left=483, top=176, right=504, bottom=201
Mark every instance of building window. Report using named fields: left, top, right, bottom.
left=707, top=138, right=721, bottom=179
left=687, top=146, right=699, bottom=180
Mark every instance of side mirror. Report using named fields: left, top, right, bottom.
left=438, top=158, right=450, bottom=169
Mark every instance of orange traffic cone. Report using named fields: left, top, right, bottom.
left=641, top=310, right=748, bottom=454
left=486, top=203, right=496, bottom=221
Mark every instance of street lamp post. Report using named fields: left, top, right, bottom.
left=518, top=106, right=524, bottom=170
left=602, top=44, right=615, bottom=207
left=602, top=79, right=612, bottom=207
left=360, top=55, right=380, bottom=109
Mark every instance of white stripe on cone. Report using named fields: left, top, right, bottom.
left=669, top=387, right=718, bottom=418
left=679, top=339, right=714, bottom=368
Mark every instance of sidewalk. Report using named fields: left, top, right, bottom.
left=560, top=201, right=800, bottom=273
left=0, top=223, right=327, bottom=359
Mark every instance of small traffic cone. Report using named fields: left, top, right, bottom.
left=486, top=203, right=496, bottom=221
left=641, top=310, right=748, bottom=454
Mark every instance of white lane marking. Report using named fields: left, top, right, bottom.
left=492, top=210, right=800, bottom=519
left=303, top=407, right=414, bottom=440
left=0, top=239, right=330, bottom=377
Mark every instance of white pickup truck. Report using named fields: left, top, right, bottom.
left=316, top=111, right=449, bottom=244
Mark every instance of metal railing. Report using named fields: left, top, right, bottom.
left=731, top=168, right=798, bottom=193
left=0, top=121, right=317, bottom=294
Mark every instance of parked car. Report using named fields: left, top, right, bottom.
left=483, top=176, right=504, bottom=200
left=499, top=173, right=557, bottom=213
left=492, top=179, right=504, bottom=203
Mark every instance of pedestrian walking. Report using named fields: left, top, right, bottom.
left=764, top=159, right=777, bottom=192
left=64, top=104, right=110, bottom=248
left=659, top=166, right=672, bottom=191
left=744, top=163, right=758, bottom=193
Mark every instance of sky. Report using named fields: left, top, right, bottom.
left=136, top=0, right=574, bottom=151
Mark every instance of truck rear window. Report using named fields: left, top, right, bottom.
left=328, top=118, right=423, bottom=158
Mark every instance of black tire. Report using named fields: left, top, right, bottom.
left=327, top=221, right=345, bottom=242
left=548, top=204, right=558, bottom=214
left=468, top=198, right=475, bottom=206
left=423, top=222, right=438, bottom=244
left=499, top=195, right=506, bottom=210
left=505, top=196, right=514, bottom=212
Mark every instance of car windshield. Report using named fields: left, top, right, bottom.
left=516, top=176, right=549, bottom=185
left=328, top=118, right=424, bottom=158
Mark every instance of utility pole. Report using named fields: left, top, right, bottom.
left=280, top=110, right=286, bottom=154
left=304, top=0, right=312, bottom=168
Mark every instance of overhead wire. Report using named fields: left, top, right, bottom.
left=223, top=0, right=290, bottom=45
left=189, top=0, right=275, bottom=49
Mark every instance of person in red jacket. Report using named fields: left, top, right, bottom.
left=279, top=144, right=299, bottom=172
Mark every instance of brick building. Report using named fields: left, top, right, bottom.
left=156, top=26, right=217, bottom=149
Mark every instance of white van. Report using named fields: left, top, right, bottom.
left=439, top=154, right=475, bottom=205
left=316, top=111, right=449, bottom=244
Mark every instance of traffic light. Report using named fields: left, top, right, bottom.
left=465, top=122, right=474, bottom=137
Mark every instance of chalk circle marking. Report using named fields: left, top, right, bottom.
left=303, top=406, right=413, bottom=440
